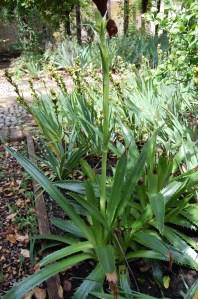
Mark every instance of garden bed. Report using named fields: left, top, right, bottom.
left=1, top=140, right=198, bottom=298
left=0, top=138, right=62, bottom=299
left=0, top=141, right=36, bottom=295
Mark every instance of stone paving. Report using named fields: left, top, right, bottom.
left=0, top=77, right=32, bottom=132
left=0, top=105, right=30, bottom=129
left=0, top=60, right=74, bottom=140
left=0, top=63, right=37, bottom=140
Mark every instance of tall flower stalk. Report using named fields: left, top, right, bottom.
left=96, top=14, right=111, bottom=215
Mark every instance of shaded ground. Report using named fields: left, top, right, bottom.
left=0, top=142, right=37, bottom=296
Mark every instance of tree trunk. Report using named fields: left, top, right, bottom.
left=142, top=0, right=150, bottom=13
left=65, top=11, right=71, bottom=36
left=107, top=0, right=112, bottom=19
left=75, top=3, right=82, bottom=44
left=124, top=0, right=129, bottom=35
left=155, top=0, right=161, bottom=36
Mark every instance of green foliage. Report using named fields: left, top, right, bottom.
left=15, top=7, right=44, bottom=54
left=44, top=40, right=101, bottom=69
left=0, top=0, right=78, bottom=24
left=10, top=54, right=43, bottom=79
left=2, top=5, right=198, bottom=299
left=92, top=291, right=169, bottom=299
left=154, top=0, right=198, bottom=87
left=25, top=92, right=87, bottom=180
left=4, top=121, right=198, bottom=299
left=182, top=278, right=198, bottom=299
left=0, top=1, right=46, bottom=55
left=110, top=32, right=167, bottom=67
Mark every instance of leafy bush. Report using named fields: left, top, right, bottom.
left=154, top=0, right=198, bottom=87
left=111, top=33, right=165, bottom=68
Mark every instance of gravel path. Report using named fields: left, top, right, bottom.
left=0, top=60, right=74, bottom=133
left=0, top=142, right=36, bottom=295
left=0, top=64, right=32, bottom=130
left=0, top=105, right=31, bottom=129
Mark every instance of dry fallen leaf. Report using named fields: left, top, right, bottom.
left=3, top=189, right=14, bottom=197
left=0, top=256, right=6, bottom=262
left=5, top=231, right=29, bottom=245
left=34, top=263, right=41, bottom=272
left=23, top=290, right=33, bottom=299
left=106, top=271, right=118, bottom=284
left=6, top=234, right=17, bottom=244
left=21, top=249, right=30, bottom=258
left=16, top=179, right=22, bottom=185
left=193, top=292, right=198, bottom=299
left=58, top=285, right=64, bottom=299
left=34, top=287, right=47, bottom=299
left=6, top=213, right=17, bottom=221
left=16, top=233, right=29, bottom=243
left=16, top=198, right=25, bottom=207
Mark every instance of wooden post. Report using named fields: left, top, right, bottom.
left=26, top=134, right=62, bottom=299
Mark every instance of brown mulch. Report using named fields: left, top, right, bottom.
left=0, top=142, right=37, bottom=296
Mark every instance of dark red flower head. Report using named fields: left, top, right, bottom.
left=107, top=19, right=118, bottom=38
left=92, top=0, right=118, bottom=38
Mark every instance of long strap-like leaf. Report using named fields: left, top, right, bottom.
left=40, top=241, right=93, bottom=267
left=3, top=253, right=90, bottom=299
left=6, top=147, right=95, bottom=245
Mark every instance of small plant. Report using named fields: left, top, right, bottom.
left=10, top=53, right=43, bottom=79
left=110, top=32, right=165, bottom=68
